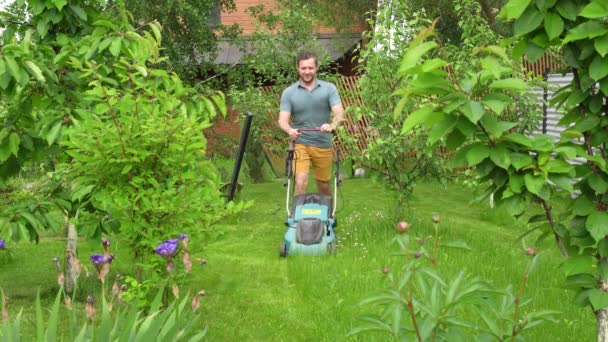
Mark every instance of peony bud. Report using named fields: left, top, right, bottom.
left=525, top=247, right=537, bottom=256
left=395, top=221, right=410, bottom=233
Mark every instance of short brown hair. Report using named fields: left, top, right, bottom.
left=296, top=51, right=319, bottom=67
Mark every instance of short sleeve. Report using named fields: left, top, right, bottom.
left=328, top=83, right=341, bottom=107
left=279, top=88, right=292, bottom=113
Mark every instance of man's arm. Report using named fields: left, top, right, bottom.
left=320, top=103, right=345, bottom=132
left=278, top=110, right=300, bottom=141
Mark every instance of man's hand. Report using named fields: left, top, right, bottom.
left=320, top=123, right=334, bottom=133
left=288, top=128, right=300, bottom=141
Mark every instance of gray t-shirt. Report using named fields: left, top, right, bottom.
left=280, top=79, right=342, bottom=148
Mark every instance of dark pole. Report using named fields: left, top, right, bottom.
left=226, top=112, right=253, bottom=203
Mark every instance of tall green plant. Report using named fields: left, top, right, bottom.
left=395, top=0, right=608, bottom=337
left=57, top=16, right=240, bottom=262
left=350, top=2, right=447, bottom=205
left=351, top=217, right=557, bottom=340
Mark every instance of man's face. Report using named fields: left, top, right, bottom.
left=297, top=58, right=318, bottom=84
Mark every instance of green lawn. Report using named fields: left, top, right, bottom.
left=0, top=178, right=594, bottom=341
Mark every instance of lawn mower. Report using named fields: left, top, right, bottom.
left=279, top=129, right=341, bottom=257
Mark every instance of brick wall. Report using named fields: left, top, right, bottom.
left=221, top=0, right=364, bottom=35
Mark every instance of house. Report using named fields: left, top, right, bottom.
left=213, top=0, right=366, bottom=76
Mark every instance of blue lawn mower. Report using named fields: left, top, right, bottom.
left=279, top=132, right=341, bottom=257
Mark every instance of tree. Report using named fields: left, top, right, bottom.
left=395, top=0, right=608, bottom=339
left=0, top=0, right=240, bottom=284
left=121, top=0, right=241, bottom=85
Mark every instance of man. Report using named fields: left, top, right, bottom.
left=278, top=51, right=345, bottom=196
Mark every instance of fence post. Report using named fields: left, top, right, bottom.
left=226, top=112, right=253, bottom=203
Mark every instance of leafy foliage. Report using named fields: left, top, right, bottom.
left=395, top=0, right=608, bottom=336
left=1, top=1, right=245, bottom=258
left=121, top=0, right=241, bottom=84
left=348, top=2, right=447, bottom=205
left=351, top=218, right=557, bottom=340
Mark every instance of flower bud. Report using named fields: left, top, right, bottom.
left=432, top=213, right=440, bottom=223
left=85, top=295, right=96, bottom=323
left=382, top=266, right=389, bottom=274
left=525, top=247, right=537, bottom=256
left=414, top=252, right=422, bottom=259
left=395, top=221, right=410, bottom=233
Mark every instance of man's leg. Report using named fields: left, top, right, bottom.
left=294, top=144, right=311, bottom=196
left=295, top=173, right=309, bottom=195
left=311, top=146, right=333, bottom=196
left=316, top=179, right=330, bottom=195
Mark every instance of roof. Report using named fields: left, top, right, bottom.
left=214, top=33, right=362, bottom=64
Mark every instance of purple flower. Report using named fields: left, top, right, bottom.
left=90, top=254, right=105, bottom=266
left=0, top=239, right=6, bottom=249
left=178, top=234, right=188, bottom=241
left=154, top=239, right=179, bottom=257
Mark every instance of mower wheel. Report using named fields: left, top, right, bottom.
left=327, top=243, right=336, bottom=255
left=279, top=242, right=287, bottom=257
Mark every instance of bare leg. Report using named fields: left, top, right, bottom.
left=316, top=179, right=331, bottom=196
left=295, top=173, right=309, bottom=195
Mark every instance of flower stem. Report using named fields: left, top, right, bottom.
left=511, top=260, right=531, bottom=340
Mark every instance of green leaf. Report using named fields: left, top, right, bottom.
left=24, top=60, right=45, bottom=83
left=589, top=289, right=608, bottom=311
left=8, top=133, right=19, bottom=157
left=563, top=21, right=608, bottom=45
left=109, top=37, right=122, bottom=57
left=544, top=158, right=571, bottom=174
left=589, top=55, right=608, bottom=81
left=44, top=288, right=63, bottom=342
left=441, top=241, right=471, bottom=250
left=561, top=255, right=595, bottom=276
left=482, top=93, right=511, bottom=115
left=149, top=21, right=162, bottom=44
left=69, top=5, right=87, bottom=20
left=490, top=144, right=511, bottom=169
left=461, top=101, right=485, bottom=124
left=52, top=0, right=67, bottom=10
left=544, top=12, right=564, bottom=40
left=505, top=133, right=533, bottom=147
left=579, top=0, right=608, bottom=18
left=4, top=56, right=21, bottom=81
left=595, top=34, right=608, bottom=58
left=556, top=0, right=578, bottom=21
left=524, top=173, right=545, bottom=196
left=399, top=41, right=439, bottom=74
left=501, top=193, right=529, bottom=216
left=525, top=42, right=546, bottom=62
left=71, top=184, right=95, bottom=202
left=509, top=173, right=525, bottom=193
left=428, top=115, right=458, bottom=144
left=489, top=78, right=527, bottom=90
left=466, top=144, right=490, bottom=166
left=588, top=173, right=608, bottom=194
left=499, top=0, right=533, bottom=20
left=575, top=196, right=595, bottom=217
left=514, top=6, right=544, bottom=36
left=587, top=211, right=608, bottom=242
left=46, top=121, right=63, bottom=146
left=401, top=107, right=434, bottom=133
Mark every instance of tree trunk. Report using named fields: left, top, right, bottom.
left=597, top=307, right=608, bottom=342
left=597, top=280, right=608, bottom=341
left=64, top=215, right=78, bottom=292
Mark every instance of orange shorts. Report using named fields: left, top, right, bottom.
left=294, top=144, right=333, bottom=181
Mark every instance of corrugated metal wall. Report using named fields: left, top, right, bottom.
left=531, top=73, right=573, bottom=140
